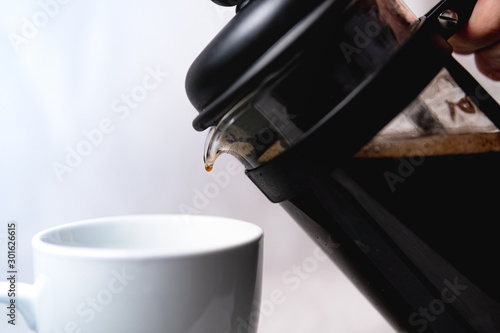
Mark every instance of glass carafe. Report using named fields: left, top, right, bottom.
left=186, top=0, right=500, bottom=332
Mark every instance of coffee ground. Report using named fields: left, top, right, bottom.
left=355, top=132, right=500, bottom=158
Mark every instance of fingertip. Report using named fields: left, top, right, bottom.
left=475, top=52, right=500, bottom=81
left=448, top=0, right=500, bottom=54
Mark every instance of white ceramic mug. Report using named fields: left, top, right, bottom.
left=0, top=214, right=263, bottom=333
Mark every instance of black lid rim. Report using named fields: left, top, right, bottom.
left=188, top=0, right=350, bottom=131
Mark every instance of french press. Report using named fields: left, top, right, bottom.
left=186, top=0, right=500, bottom=332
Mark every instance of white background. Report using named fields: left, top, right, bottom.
left=0, top=0, right=498, bottom=332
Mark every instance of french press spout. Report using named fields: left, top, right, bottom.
left=186, top=0, right=500, bottom=185
left=186, top=1, right=500, bottom=332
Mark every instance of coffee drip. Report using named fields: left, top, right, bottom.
left=188, top=0, right=500, bottom=331
left=203, top=72, right=304, bottom=172
left=200, top=0, right=421, bottom=171
left=204, top=67, right=500, bottom=171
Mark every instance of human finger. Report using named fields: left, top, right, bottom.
left=474, top=42, right=500, bottom=80
left=449, top=0, right=500, bottom=54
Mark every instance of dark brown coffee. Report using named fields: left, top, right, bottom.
left=271, top=84, right=500, bottom=332
left=280, top=142, right=500, bottom=332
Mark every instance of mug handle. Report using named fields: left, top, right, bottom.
left=0, top=281, right=37, bottom=331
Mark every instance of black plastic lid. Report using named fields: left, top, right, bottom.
left=185, top=0, right=350, bottom=131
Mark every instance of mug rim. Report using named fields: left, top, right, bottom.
left=31, top=214, right=263, bottom=259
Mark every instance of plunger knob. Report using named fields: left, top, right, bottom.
left=210, top=0, right=243, bottom=6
